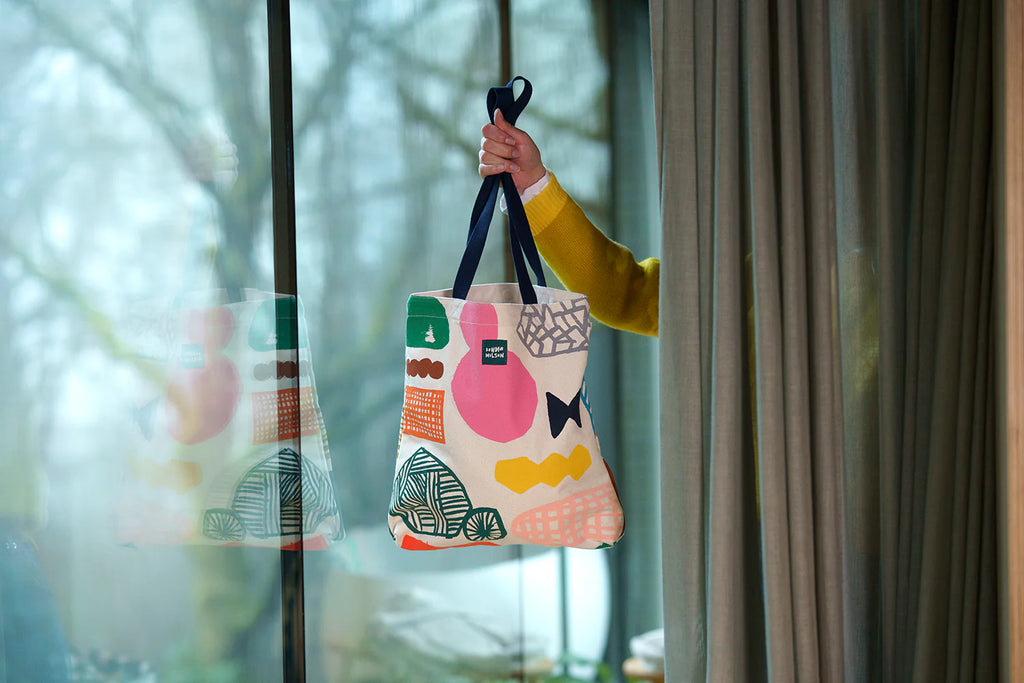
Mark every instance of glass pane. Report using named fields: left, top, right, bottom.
left=510, top=2, right=617, bottom=679
left=3, top=1, right=658, bottom=681
left=1, top=2, right=300, bottom=680
left=512, top=2, right=661, bottom=678
left=288, top=3, right=539, bottom=680
left=288, top=1, right=643, bottom=681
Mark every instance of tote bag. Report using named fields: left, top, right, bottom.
left=388, top=77, right=624, bottom=551
left=119, top=289, right=344, bottom=549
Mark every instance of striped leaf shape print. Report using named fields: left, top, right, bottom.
left=228, top=448, right=338, bottom=539
left=390, top=447, right=472, bottom=538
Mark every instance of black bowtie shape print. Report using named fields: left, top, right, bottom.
left=546, top=389, right=583, bottom=439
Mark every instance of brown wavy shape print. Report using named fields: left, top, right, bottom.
left=407, top=358, right=444, bottom=379
left=252, top=360, right=310, bottom=381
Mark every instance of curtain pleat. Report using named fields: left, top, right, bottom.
left=651, top=0, right=709, bottom=680
left=895, top=3, right=953, bottom=674
left=873, top=1, right=915, bottom=679
left=707, top=0, right=755, bottom=681
left=744, top=1, right=800, bottom=678
left=799, top=3, right=847, bottom=681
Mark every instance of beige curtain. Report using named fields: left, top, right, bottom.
left=653, top=1, right=844, bottom=680
left=654, top=0, right=998, bottom=681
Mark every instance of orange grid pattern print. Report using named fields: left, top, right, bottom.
left=252, top=387, right=320, bottom=444
left=401, top=386, right=446, bottom=443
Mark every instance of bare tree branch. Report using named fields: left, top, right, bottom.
left=11, top=0, right=209, bottom=195
left=0, top=231, right=170, bottom=387
left=293, top=3, right=358, bottom=143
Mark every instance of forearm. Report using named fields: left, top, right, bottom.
left=524, top=173, right=659, bottom=336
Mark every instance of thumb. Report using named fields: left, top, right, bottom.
left=493, top=108, right=518, bottom=137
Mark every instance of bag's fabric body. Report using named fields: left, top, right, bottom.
left=389, top=76, right=623, bottom=550
left=390, top=283, right=624, bottom=550
left=120, top=290, right=344, bottom=549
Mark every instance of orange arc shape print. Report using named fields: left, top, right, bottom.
left=494, top=445, right=591, bottom=494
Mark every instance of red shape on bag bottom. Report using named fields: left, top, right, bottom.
left=400, top=535, right=499, bottom=551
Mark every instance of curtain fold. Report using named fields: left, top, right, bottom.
left=655, top=0, right=998, bottom=680
left=651, top=1, right=709, bottom=679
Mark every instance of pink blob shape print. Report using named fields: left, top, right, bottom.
left=166, top=306, right=242, bottom=445
left=451, top=302, right=537, bottom=443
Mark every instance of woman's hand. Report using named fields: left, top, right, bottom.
left=478, top=109, right=546, bottom=193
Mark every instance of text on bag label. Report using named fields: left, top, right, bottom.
left=481, top=340, right=508, bottom=365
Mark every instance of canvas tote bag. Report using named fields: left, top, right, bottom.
left=388, top=77, right=624, bottom=551
left=119, top=289, right=344, bottom=549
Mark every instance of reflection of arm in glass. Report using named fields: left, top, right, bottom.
left=479, top=111, right=659, bottom=337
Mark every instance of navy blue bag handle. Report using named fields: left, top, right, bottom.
left=452, top=77, right=547, bottom=304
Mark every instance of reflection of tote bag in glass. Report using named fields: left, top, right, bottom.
left=388, top=78, right=624, bottom=551
left=120, top=290, right=344, bottom=549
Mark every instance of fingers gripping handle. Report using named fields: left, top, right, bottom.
left=453, top=77, right=546, bottom=304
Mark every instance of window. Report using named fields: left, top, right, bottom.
left=0, top=2, right=658, bottom=680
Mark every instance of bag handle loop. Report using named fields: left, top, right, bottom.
left=452, top=77, right=546, bottom=304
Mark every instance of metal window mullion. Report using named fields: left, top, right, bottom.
left=266, top=1, right=305, bottom=682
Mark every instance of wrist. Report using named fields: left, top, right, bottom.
left=520, top=168, right=550, bottom=204
left=500, top=168, right=549, bottom=214
left=518, top=165, right=546, bottom=191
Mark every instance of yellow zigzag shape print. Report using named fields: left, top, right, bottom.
left=494, top=445, right=592, bottom=494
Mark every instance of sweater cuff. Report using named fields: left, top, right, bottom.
left=523, top=171, right=570, bottom=236
left=499, top=168, right=551, bottom=214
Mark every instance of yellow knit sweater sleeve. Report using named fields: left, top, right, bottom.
left=523, top=172, right=659, bottom=336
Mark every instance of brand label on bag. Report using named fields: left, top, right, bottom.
left=181, top=343, right=205, bottom=369
left=482, top=340, right=507, bottom=365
